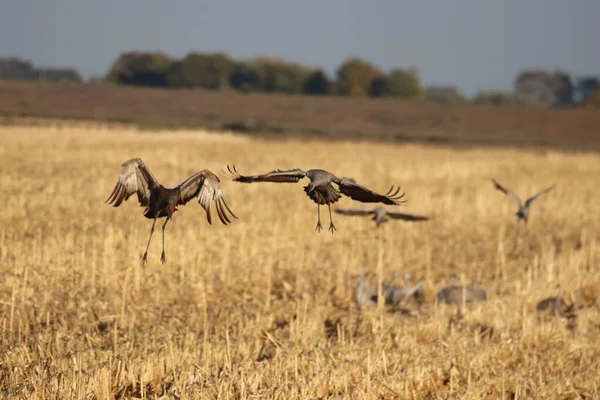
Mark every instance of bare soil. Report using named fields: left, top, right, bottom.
left=0, top=80, right=599, bottom=150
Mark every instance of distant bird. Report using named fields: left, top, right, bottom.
left=536, top=285, right=575, bottom=318
left=334, top=207, right=429, bottom=228
left=436, top=280, right=488, bottom=306
left=491, top=179, right=555, bottom=224
left=106, top=158, right=237, bottom=264
left=356, top=265, right=378, bottom=308
left=224, top=165, right=406, bottom=233
left=384, top=275, right=425, bottom=308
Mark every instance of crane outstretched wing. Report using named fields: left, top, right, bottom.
left=334, top=178, right=406, bottom=205
left=334, top=208, right=377, bottom=216
left=177, top=170, right=237, bottom=225
left=524, top=185, right=555, bottom=207
left=385, top=210, right=430, bottom=221
left=491, top=179, right=522, bottom=207
left=224, top=165, right=307, bottom=183
left=106, top=158, right=160, bottom=208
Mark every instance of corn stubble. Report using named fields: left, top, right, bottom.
left=1, top=124, right=599, bottom=399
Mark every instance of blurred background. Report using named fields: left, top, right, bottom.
left=1, top=0, right=599, bottom=108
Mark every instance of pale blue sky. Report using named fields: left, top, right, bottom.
left=1, top=0, right=598, bottom=95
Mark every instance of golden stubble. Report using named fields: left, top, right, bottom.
left=0, top=123, right=599, bottom=399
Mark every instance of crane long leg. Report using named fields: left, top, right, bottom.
left=315, top=204, right=323, bottom=232
left=142, top=216, right=158, bottom=264
left=327, top=204, right=337, bottom=234
left=160, top=218, right=170, bottom=264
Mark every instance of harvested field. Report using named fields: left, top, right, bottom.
left=1, top=81, right=600, bottom=150
left=1, top=124, right=600, bottom=398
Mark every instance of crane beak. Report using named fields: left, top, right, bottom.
left=307, top=183, right=315, bottom=193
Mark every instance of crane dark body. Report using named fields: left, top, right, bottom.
left=144, top=186, right=180, bottom=219
left=106, top=158, right=237, bottom=264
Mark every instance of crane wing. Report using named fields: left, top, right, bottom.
left=491, top=179, right=522, bottom=207
left=224, top=164, right=307, bottom=183
left=105, top=158, right=160, bottom=208
left=524, top=185, right=555, bottom=207
left=385, top=210, right=430, bottom=221
left=177, top=170, right=237, bottom=225
left=334, top=208, right=377, bottom=217
left=334, top=178, right=406, bottom=205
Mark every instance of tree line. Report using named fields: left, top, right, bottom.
left=1, top=52, right=599, bottom=108
left=0, top=58, right=82, bottom=84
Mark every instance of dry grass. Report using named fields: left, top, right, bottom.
left=1, top=123, right=600, bottom=399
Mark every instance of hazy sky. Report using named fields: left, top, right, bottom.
left=1, top=0, right=598, bottom=95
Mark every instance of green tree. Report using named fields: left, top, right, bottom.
left=581, top=86, right=600, bottom=109
left=335, top=57, right=383, bottom=96
left=370, top=68, right=422, bottom=98
left=0, top=58, right=39, bottom=81
left=106, top=51, right=175, bottom=87
left=251, top=57, right=311, bottom=94
left=303, top=69, right=330, bottom=95
left=167, top=52, right=235, bottom=90
left=229, top=62, right=262, bottom=92
left=514, top=69, right=574, bottom=106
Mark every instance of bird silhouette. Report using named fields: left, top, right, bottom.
left=491, top=179, right=555, bottom=224
left=106, top=158, right=237, bottom=264
left=334, top=206, right=429, bottom=228
left=224, top=165, right=406, bottom=233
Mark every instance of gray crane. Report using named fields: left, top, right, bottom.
left=334, top=206, right=429, bottom=228
left=356, top=265, right=378, bottom=308
left=436, top=277, right=488, bottom=306
left=491, top=179, right=555, bottom=224
left=106, top=158, right=237, bottom=264
left=384, top=273, right=425, bottom=308
left=224, top=165, right=406, bottom=233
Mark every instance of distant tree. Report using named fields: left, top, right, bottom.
left=473, top=90, right=545, bottom=107
left=107, top=51, right=175, bottom=87
left=229, top=62, right=262, bottom=92
left=335, top=57, right=383, bottom=96
left=0, top=58, right=39, bottom=81
left=574, top=77, right=599, bottom=103
left=167, top=52, right=235, bottom=90
left=370, top=68, right=422, bottom=98
left=0, top=57, right=82, bottom=84
left=551, top=71, right=574, bottom=105
left=303, top=69, right=330, bottom=95
left=581, top=86, right=600, bottom=109
left=249, top=57, right=312, bottom=94
left=514, top=70, right=574, bottom=106
left=424, top=85, right=466, bottom=103
left=39, top=67, right=82, bottom=84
